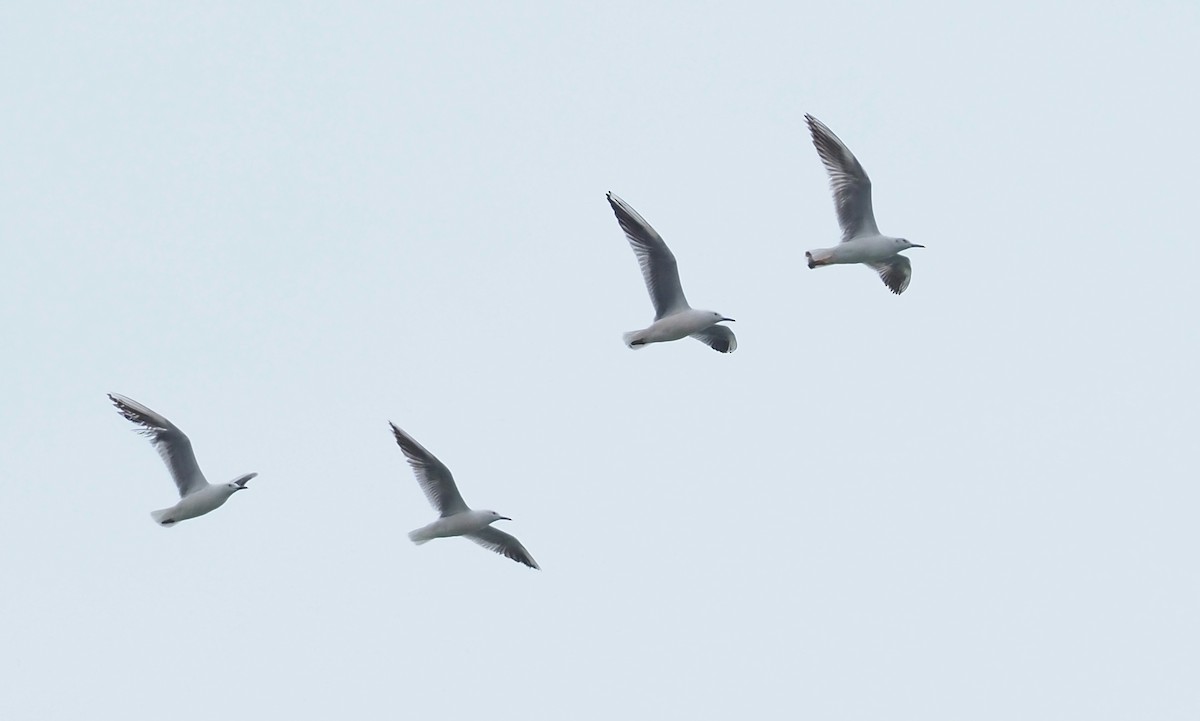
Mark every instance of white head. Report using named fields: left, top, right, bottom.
left=482, top=510, right=511, bottom=525
left=225, top=472, right=256, bottom=493
left=895, top=238, right=924, bottom=251
left=708, top=311, right=736, bottom=324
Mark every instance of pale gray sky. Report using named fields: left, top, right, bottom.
left=2, top=2, right=1198, bottom=719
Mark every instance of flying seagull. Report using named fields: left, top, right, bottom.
left=108, top=393, right=256, bottom=526
left=607, top=191, right=737, bottom=352
left=391, top=422, right=539, bottom=569
left=804, top=114, right=923, bottom=294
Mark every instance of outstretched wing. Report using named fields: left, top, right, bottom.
left=689, top=325, right=737, bottom=353
left=390, top=423, right=470, bottom=516
left=806, top=114, right=880, bottom=242
left=465, top=527, right=540, bottom=569
left=108, top=393, right=208, bottom=498
left=868, top=255, right=912, bottom=295
left=607, top=192, right=691, bottom=319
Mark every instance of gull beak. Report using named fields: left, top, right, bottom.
left=720, top=317, right=736, bottom=323
left=909, top=243, right=925, bottom=248
left=499, top=516, right=512, bottom=521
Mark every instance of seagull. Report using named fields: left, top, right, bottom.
left=108, top=393, right=256, bottom=527
left=607, top=191, right=737, bottom=352
left=804, top=114, right=923, bottom=294
left=390, top=422, right=539, bottom=569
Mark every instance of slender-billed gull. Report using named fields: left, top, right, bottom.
left=607, top=192, right=737, bottom=352
left=805, top=114, right=924, bottom=294
left=108, top=393, right=255, bottom=526
left=391, top=422, right=539, bottom=570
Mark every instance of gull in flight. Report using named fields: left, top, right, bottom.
left=607, top=191, right=737, bottom=352
left=108, top=393, right=256, bottom=526
left=804, top=114, right=923, bottom=294
left=391, top=422, right=539, bottom=569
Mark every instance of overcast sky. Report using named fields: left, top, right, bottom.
left=2, top=2, right=1198, bottom=719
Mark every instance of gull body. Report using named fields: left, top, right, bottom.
left=391, top=422, right=539, bottom=569
left=607, top=192, right=737, bottom=353
left=626, top=308, right=732, bottom=347
left=804, top=114, right=923, bottom=294
left=108, top=393, right=255, bottom=527
left=151, top=480, right=252, bottom=526
left=409, top=508, right=513, bottom=543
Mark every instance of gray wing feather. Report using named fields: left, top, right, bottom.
left=108, top=393, right=208, bottom=498
left=689, top=325, right=737, bottom=353
left=607, top=192, right=691, bottom=319
left=390, top=423, right=470, bottom=516
left=465, top=527, right=540, bottom=569
left=868, top=255, right=912, bottom=295
left=806, top=114, right=880, bottom=242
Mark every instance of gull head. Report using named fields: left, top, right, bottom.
left=484, top=510, right=511, bottom=525
left=226, top=472, right=257, bottom=492
left=707, top=311, right=736, bottom=324
left=896, top=238, right=924, bottom=251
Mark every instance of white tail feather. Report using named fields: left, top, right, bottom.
left=150, top=508, right=178, bottom=527
left=623, top=330, right=649, bottom=349
left=806, top=249, right=834, bottom=268
left=408, top=527, right=434, bottom=545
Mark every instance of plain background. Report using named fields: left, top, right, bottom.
left=2, top=2, right=1198, bottom=718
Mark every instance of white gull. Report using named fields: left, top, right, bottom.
left=805, top=114, right=923, bottom=294
left=607, top=191, right=737, bottom=352
left=391, top=422, right=539, bottom=570
left=109, top=393, right=255, bottom=526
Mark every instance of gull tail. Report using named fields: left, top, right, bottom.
left=150, top=508, right=179, bottom=527
left=806, top=248, right=834, bottom=268
left=622, top=330, right=649, bottom=349
left=408, top=526, right=434, bottom=545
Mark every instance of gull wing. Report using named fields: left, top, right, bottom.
left=390, top=423, right=470, bottom=517
left=108, top=393, right=208, bottom=498
left=607, top=192, right=691, bottom=319
left=689, top=325, right=737, bottom=353
left=868, top=255, right=912, bottom=295
left=806, top=114, right=880, bottom=242
left=465, top=527, right=540, bottom=569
